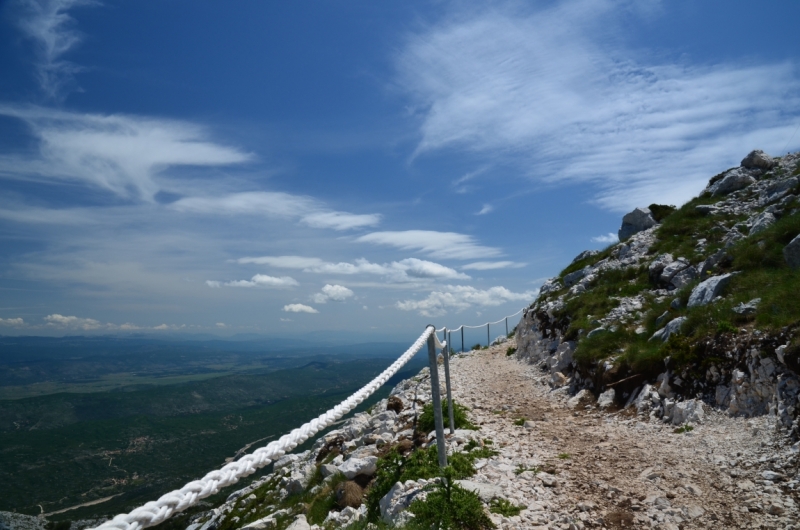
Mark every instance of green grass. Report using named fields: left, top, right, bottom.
left=488, top=497, right=523, bottom=517
left=513, top=417, right=526, bottom=426
left=417, top=400, right=477, bottom=433
left=674, top=425, right=694, bottom=434
left=558, top=453, right=571, bottom=460
left=408, top=467, right=495, bottom=529
left=506, top=346, right=517, bottom=356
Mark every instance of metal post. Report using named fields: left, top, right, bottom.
left=487, top=323, right=490, bottom=347
left=505, top=317, right=508, bottom=337
left=426, top=326, right=447, bottom=468
left=442, top=328, right=455, bottom=434
left=461, top=327, right=464, bottom=353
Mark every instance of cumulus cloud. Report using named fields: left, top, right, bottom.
left=173, top=191, right=380, bottom=230
left=355, top=231, right=501, bottom=260
left=396, top=285, right=537, bottom=317
left=44, top=313, right=103, bottom=329
left=0, top=317, right=25, bottom=326
left=15, top=0, right=95, bottom=98
left=461, top=261, right=526, bottom=270
left=212, top=274, right=299, bottom=289
left=283, top=303, right=318, bottom=314
left=591, top=232, right=619, bottom=244
left=0, top=106, right=251, bottom=200
left=312, top=284, right=354, bottom=303
left=396, top=0, right=800, bottom=211
left=238, top=255, right=470, bottom=283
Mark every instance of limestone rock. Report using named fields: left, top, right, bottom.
left=671, top=399, right=704, bottom=425
left=709, top=168, right=756, bottom=196
left=733, top=298, right=760, bottom=315
left=455, top=480, right=504, bottom=501
left=749, top=211, right=776, bottom=235
left=567, top=389, right=592, bottom=408
left=539, top=277, right=562, bottom=295
left=650, top=317, right=686, bottom=342
left=660, top=259, right=697, bottom=289
left=687, top=273, right=735, bottom=307
left=741, top=149, right=776, bottom=170
left=337, top=456, right=378, bottom=479
left=785, top=234, right=800, bottom=269
left=618, top=207, right=657, bottom=241
left=597, top=388, right=615, bottom=409
left=285, top=515, right=311, bottom=530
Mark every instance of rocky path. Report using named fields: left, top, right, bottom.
left=447, top=341, right=799, bottom=529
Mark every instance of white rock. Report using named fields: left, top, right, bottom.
left=650, top=317, right=686, bottom=342
left=597, top=389, right=615, bottom=409
left=619, top=207, right=657, bottom=241
left=741, top=149, right=775, bottom=170
left=671, top=399, right=704, bottom=425
left=285, top=515, right=311, bottom=530
left=687, top=274, right=735, bottom=307
left=456, top=480, right=505, bottom=501
left=709, top=168, right=756, bottom=196
left=567, top=389, right=592, bottom=408
left=337, top=456, right=378, bottom=479
left=785, top=234, right=800, bottom=269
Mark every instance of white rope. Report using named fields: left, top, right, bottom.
left=90, top=326, right=436, bottom=530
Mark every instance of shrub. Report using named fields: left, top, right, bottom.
left=408, top=467, right=496, bottom=530
left=513, top=417, right=526, bottom=426
left=648, top=203, right=677, bottom=222
left=489, top=497, right=523, bottom=517
left=506, top=346, right=517, bottom=356
left=471, top=343, right=482, bottom=351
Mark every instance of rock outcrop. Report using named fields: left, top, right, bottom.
left=618, top=207, right=657, bottom=241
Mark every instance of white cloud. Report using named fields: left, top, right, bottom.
left=396, top=285, right=537, bottom=317
left=356, top=231, right=501, bottom=260
left=283, top=303, right=318, bottom=314
left=0, top=106, right=251, bottom=199
left=280, top=317, right=292, bottom=322
left=173, top=191, right=380, bottom=230
left=205, top=280, right=222, bottom=288
left=461, top=261, right=525, bottom=270
left=15, top=0, right=95, bottom=98
left=219, top=274, right=299, bottom=289
left=312, top=284, right=354, bottom=303
left=44, top=313, right=102, bottom=329
left=216, top=322, right=227, bottom=328
left=591, top=232, right=619, bottom=244
left=476, top=204, right=493, bottom=215
left=397, top=1, right=800, bottom=211
left=239, top=255, right=470, bottom=283
left=236, top=256, right=325, bottom=268
left=0, top=317, right=25, bottom=327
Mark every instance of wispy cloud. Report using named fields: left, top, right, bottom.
left=461, top=261, right=525, bottom=270
left=283, top=303, right=318, bottom=314
left=452, top=166, right=488, bottom=193
left=0, top=106, right=251, bottom=199
left=312, top=284, right=354, bottom=303
left=206, top=274, right=299, bottom=289
left=44, top=313, right=143, bottom=330
left=237, top=255, right=470, bottom=283
left=174, top=191, right=381, bottom=230
left=15, top=0, right=96, bottom=98
left=396, top=285, right=537, bottom=317
left=397, top=0, right=800, bottom=211
left=476, top=204, right=493, bottom=215
left=356, top=231, right=501, bottom=260
left=591, top=232, right=619, bottom=244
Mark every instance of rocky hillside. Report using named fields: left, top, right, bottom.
left=516, top=149, right=800, bottom=440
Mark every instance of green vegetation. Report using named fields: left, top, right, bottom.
left=674, top=425, right=694, bottom=434
left=514, top=464, right=539, bottom=476
left=471, top=343, right=482, bottom=351
left=506, top=346, right=517, bottom=356
left=558, top=453, right=571, bottom=460
left=513, top=417, right=526, bottom=426
left=648, top=203, right=677, bottom=223
left=488, top=497, right=524, bottom=517
left=408, top=467, right=495, bottom=529
left=417, top=400, right=478, bottom=432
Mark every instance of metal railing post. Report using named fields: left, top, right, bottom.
left=442, top=327, right=455, bottom=434
left=505, top=317, right=508, bottom=337
left=427, top=327, right=447, bottom=468
left=461, top=327, right=464, bottom=352
left=487, top=323, right=490, bottom=347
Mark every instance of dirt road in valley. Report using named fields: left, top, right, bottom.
left=446, top=340, right=799, bottom=529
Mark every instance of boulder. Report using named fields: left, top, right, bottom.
left=785, top=234, right=800, bottom=269
left=563, top=268, right=588, bottom=287
left=337, top=456, right=378, bottom=479
left=764, top=177, right=798, bottom=202
left=648, top=253, right=674, bottom=282
left=597, top=388, right=615, bottom=409
left=659, top=259, right=697, bottom=289
left=695, top=204, right=719, bottom=215
left=567, top=389, right=592, bottom=408
left=749, top=211, right=776, bottom=235
left=741, top=149, right=776, bottom=170
left=285, top=515, right=311, bottom=530
left=671, top=399, right=704, bottom=425
left=650, top=317, right=687, bottom=342
left=539, top=277, right=562, bottom=295
left=455, top=480, right=504, bottom=501
left=709, top=168, right=756, bottom=196
left=733, top=298, right=760, bottom=315
left=618, top=207, right=657, bottom=241
left=687, top=273, right=735, bottom=307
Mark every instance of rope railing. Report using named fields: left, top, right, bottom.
left=91, top=326, right=444, bottom=530
left=437, top=307, right=524, bottom=353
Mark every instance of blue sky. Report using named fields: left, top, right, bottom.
left=1, top=0, right=799, bottom=338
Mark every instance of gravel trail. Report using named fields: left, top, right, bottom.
left=447, top=340, right=799, bottom=529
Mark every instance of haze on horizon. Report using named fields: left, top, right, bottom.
left=1, top=0, right=799, bottom=339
